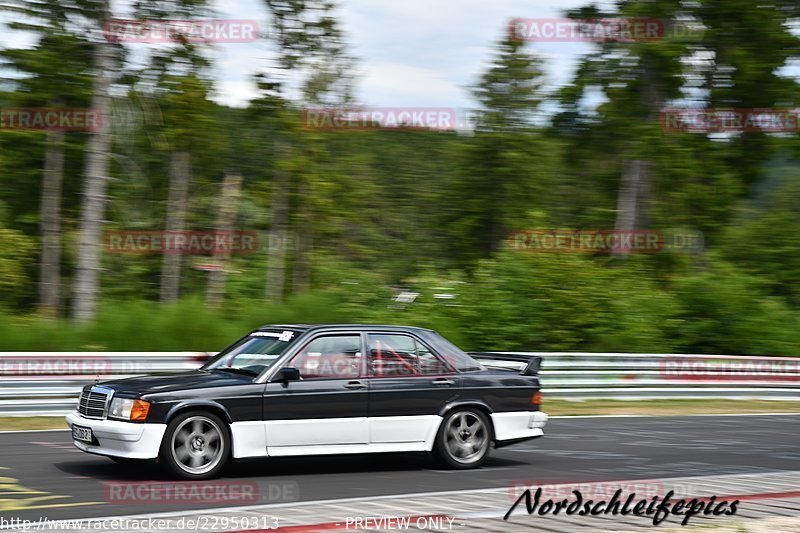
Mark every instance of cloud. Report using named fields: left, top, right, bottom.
left=213, top=79, right=260, bottom=108
left=0, top=0, right=599, bottom=110
left=335, top=0, right=594, bottom=110
left=202, top=0, right=599, bottom=108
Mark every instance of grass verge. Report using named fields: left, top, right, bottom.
left=545, top=399, right=800, bottom=416
left=0, top=417, right=68, bottom=431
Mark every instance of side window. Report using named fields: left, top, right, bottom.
left=416, top=341, right=451, bottom=375
left=368, top=334, right=452, bottom=377
left=289, top=334, right=362, bottom=379
left=369, top=334, right=417, bottom=377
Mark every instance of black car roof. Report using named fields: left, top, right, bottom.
left=255, top=324, right=435, bottom=334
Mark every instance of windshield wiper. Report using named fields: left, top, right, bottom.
left=213, top=367, right=260, bottom=377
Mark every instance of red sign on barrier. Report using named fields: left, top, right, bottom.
left=659, top=356, right=800, bottom=381
left=0, top=357, right=111, bottom=377
left=660, top=357, right=800, bottom=382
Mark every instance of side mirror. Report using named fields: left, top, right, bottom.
left=276, top=367, right=301, bottom=382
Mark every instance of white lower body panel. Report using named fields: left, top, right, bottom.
left=66, top=410, right=547, bottom=461
left=265, top=417, right=370, bottom=447
left=268, top=441, right=432, bottom=457
left=231, top=420, right=267, bottom=459
left=233, top=412, right=546, bottom=458
left=491, top=411, right=548, bottom=441
left=260, top=415, right=442, bottom=457
left=369, top=415, right=441, bottom=445
left=66, top=412, right=166, bottom=459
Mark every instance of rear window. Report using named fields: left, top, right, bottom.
left=368, top=334, right=452, bottom=376
left=424, top=332, right=484, bottom=372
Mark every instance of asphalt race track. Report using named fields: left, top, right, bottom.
left=1, top=414, right=799, bottom=523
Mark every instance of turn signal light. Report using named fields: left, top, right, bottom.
left=130, top=400, right=151, bottom=421
left=531, top=392, right=542, bottom=406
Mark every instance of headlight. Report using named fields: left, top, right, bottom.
left=109, top=398, right=150, bottom=421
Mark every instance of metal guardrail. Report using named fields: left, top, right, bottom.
left=0, top=352, right=798, bottom=416
left=0, top=352, right=205, bottom=416
left=483, top=352, right=800, bottom=400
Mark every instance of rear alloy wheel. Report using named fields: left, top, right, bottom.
left=434, top=408, right=491, bottom=469
left=160, top=412, right=229, bottom=480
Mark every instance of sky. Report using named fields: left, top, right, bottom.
left=204, top=0, right=600, bottom=109
left=0, top=0, right=612, bottom=110
left=1, top=1, right=798, bottom=113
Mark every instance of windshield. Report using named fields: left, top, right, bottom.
left=203, top=329, right=299, bottom=377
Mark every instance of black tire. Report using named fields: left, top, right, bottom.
left=433, top=407, right=492, bottom=469
left=159, top=411, right=230, bottom=480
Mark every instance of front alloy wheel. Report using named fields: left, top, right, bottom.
left=160, top=412, right=229, bottom=479
left=435, top=408, right=491, bottom=468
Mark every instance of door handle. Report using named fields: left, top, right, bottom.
left=432, top=378, right=455, bottom=386
left=345, top=380, right=367, bottom=390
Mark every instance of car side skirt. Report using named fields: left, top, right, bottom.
left=229, top=415, right=442, bottom=458
left=228, top=411, right=547, bottom=459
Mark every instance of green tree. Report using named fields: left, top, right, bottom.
left=694, top=0, right=800, bottom=189
left=73, top=0, right=117, bottom=321
left=0, top=0, right=94, bottom=315
left=259, top=0, right=354, bottom=298
left=0, top=228, right=37, bottom=308
left=446, top=32, right=557, bottom=264
left=557, top=1, right=690, bottom=242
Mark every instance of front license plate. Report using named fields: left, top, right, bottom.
left=72, top=425, right=93, bottom=443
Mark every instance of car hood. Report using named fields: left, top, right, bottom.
left=97, top=370, right=253, bottom=396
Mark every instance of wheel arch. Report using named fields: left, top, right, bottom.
left=163, top=401, right=234, bottom=427
left=437, top=400, right=495, bottom=439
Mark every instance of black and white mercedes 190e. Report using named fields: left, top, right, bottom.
left=66, top=325, right=548, bottom=479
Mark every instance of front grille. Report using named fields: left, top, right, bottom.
left=78, top=388, right=109, bottom=419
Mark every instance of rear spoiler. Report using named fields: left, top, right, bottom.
left=468, top=352, right=543, bottom=376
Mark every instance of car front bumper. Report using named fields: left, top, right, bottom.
left=66, top=412, right=167, bottom=459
